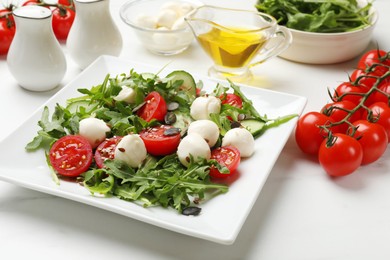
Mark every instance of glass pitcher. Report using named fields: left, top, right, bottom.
left=185, top=5, right=292, bottom=81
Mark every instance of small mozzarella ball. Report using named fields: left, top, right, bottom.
left=79, top=118, right=110, bottom=148
left=187, top=120, right=220, bottom=147
left=161, top=1, right=182, bottom=13
left=114, top=86, right=136, bottom=104
left=157, top=9, right=179, bottom=29
left=135, top=13, right=157, bottom=29
left=222, top=128, right=255, bottom=157
left=177, top=133, right=211, bottom=167
left=177, top=2, right=195, bottom=16
left=171, top=17, right=187, bottom=30
left=114, top=134, right=147, bottom=168
left=190, top=96, right=221, bottom=120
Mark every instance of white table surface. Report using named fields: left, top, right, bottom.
left=1, top=0, right=390, bottom=259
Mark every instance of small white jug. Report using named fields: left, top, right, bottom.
left=67, top=0, right=123, bottom=69
left=7, top=6, right=67, bottom=92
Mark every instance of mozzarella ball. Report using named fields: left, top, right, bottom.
left=114, top=134, right=147, bottom=168
left=177, top=133, right=211, bottom=167
left=114, top=86, right=136, bottom=104
left=222, top=128, right=255, bottom=157
left=79, top=118, right=110, bottom=148
left=135, top=13, right=158, bottom=29
left=157, top=9, right=179, bottom=29
left=187, top=120, right=220, bottom=147
left=177, top=3, right=195, bottom=16
left=161, top=1, right=182, bottom=13
left=171, top=17, right=187, bottom=30
left=190, top=96, right=221, bottom=120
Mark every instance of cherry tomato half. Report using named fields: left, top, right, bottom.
left=209, top=146, right=241, bottom=178
left=52, top=7, right=75, bottom=41
left=318, top=133, right=363, bottom=177
left=94, top=136, right=122, bottom=168
left=295, top=112, right=338, bottom=155
left=137, top=91, right=167, bottom=122
left=220, top=93, right=243, bottom=108
left=350, top=120, right=388, bottom=165
left=49, top=135, right=93, bottom=177
left=139, top=125, right=181, bottom=156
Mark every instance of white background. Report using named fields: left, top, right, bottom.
left=1, top=0, right=390, bottom=259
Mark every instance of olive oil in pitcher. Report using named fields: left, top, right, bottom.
left=197, top=27, right=267, bottom=68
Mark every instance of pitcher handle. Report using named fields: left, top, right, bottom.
left=249, top=26, right=292, bottom=68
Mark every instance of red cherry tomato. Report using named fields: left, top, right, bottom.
left=22, top=0, right=41, bottom=6
left=196, top=88, right=201, bottom=96
left=333, top=81, right=369, bottom=105
left=220, top=93, right=243, bottom=108
left=52, top=7, right=75, bottom=41
left=350, top=120, right=388, bottom=165
left=139, top=125, right=181, bottom=156
left=0, top=10, right=15, bottom=55
left=58, top=0, right=73, bottom=6
left=357, top=49, right=390, bottom=77
left=321, top=100, right=361, bottom=133
left=350, top=69, right=381, bottom=89
left=209, top=146, right=241, bottom=178
left=295, top=112, right=338, bottom=155
left=49, top=135, right=93, bottom=177
left=318, top=133, right=363, bottom=177
left=362, top=102, right=390, bottom=142
left=370, top=81, right=390, bottom=105
left=137, top=91, right=167, bottom=122
left=94, top=136, right=122, bottom=168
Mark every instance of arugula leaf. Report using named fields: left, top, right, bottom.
left=83, top=157, right=228, bottom=213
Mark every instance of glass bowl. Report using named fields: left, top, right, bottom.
left=120, top=0, right=202, bottom=55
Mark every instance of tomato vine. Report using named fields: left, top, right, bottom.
left=295, top=49, right=390, bottom=177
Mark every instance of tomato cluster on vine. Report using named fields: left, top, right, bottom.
left=295, top=49, right=390, bottom=177
left=0, top=0, right=75, bottom=56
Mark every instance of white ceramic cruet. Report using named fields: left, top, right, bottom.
left=66, top=0, right=123, bottom=69
left=7, top=5, right=67, bottom=92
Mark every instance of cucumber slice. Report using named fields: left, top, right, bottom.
left=240, top=119, right=265, bottom=137
left=66, top=100, right=97, bottom=113
left=166, top=70, right=196, bottom=100
left=172, top=111, right=193, bottom=136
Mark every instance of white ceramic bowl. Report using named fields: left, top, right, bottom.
left=278, top=5, right=378, bottom=64
left=120, top=0, right=202, bottom=55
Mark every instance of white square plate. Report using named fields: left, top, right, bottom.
left=0, top=55, right=306, bottom=245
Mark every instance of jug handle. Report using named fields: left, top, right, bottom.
left=249, top=26, right=292, bottom=68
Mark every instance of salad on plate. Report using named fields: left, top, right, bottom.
left=25, top=68, right=296, bottom=215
